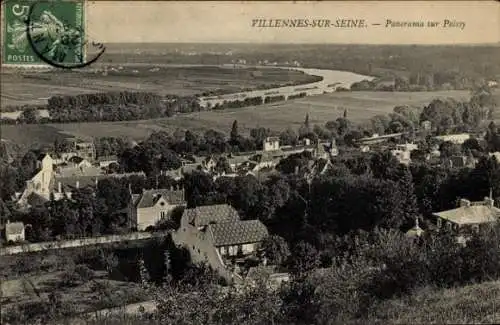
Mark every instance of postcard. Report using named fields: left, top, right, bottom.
left=1, top=1, right=500, bottom=324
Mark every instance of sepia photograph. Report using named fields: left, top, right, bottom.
left=1, top=0, right=500, bottom=324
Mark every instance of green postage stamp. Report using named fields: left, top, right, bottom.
left=3, top=0, right=85, bottom=66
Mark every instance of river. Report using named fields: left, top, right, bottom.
left=1, top=65, right=374, bottom=120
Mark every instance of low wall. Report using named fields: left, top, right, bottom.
left=0, top=231, right=170, bottom=256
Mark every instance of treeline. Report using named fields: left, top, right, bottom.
left=264, top=94, right=286, bottom=104
left=212, top=96, right=264, bottom=110
left=288, top=92, right=307, bottom=100
left=47, top=92, right=173, bottom=123
left=351, top=72, right=496, bottom=92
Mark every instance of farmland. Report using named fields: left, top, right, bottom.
left=1, top=65, right=320, bottom=108
left=1, top=90, right=472, bottom=148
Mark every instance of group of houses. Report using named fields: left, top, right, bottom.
left=4, top=129, right=500, bottom=284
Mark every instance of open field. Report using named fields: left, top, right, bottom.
left=1, top=90, right=472, bottom=147
left=1, top=66, right=319, bottom=108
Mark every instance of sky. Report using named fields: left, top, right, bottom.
left=85, top=1, right=499, bottom=44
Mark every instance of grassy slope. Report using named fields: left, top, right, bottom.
left=77, top=280, right=500, bottom=325
left=368, top=281, right=500, bottom=324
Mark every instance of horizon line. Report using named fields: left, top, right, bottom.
left=103, top=41, right=500, bottom=46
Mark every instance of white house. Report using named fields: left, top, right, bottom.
left=263, top=137, right=280, bottom=152
left=133, top=188, right=186, bottom=231
left=5, top=221, right=25, bottom=243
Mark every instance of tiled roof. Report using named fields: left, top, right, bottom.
left=57, top=166, right=102, bottom=178
left=183, top=204, right=240, bottom=227
left=6, top=222, right=24, bottom=235
left=55, top=175, right=102, bottom=191
left=433, top=205, right=500, bottom=225
left=136, top=189, right=185, bottom=208
left=228, top=156, right=250, bottom=165
left=182, top=163, right=202, bottom=174
left=208, top=219, right=268, bottom=246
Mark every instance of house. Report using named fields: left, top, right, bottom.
left=209, top=219, right=268, bottom=258
left=4, top=221, right=25, bottom=243
left=67, top=138, right=96, bottom=162
left=175, top=204, right=269, bottom=284
left=434, top=133, right=471, bottom=145
left=68, top=156, right=93, bottom=169
left=227, top=154, right=251, bottom=172
left=390, top=148, right=411, bottom=165
left=263, top=137, right=280, bottom=152
left=97, top=155, right=119, bottom=168
left=201, top=156, right=217, bottom=172
left=432, top=197, right=500, bottom=235
left=132, top=188, right=186, bottom=231
left=421, top=120, right=432, bottom=131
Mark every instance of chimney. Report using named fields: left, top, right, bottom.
left=459, top=198, right=471, bottom=208
left=76, top=180, right=79, bottom=189
left=58, top=182, right=62, bottom=193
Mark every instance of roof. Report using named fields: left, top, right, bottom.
left=433, top=205, right=500, bottom=225
left=183, top=204, right=240, bottom=227
left=26, top=192, right=49, bottom=207
left=136, top=189, right=185, bottom=208
left=208, top=219, right=268, bottom=246
left=37, top=153, right=50, bottom=161
left=181, top=163, right=202, bottom=174
left=265, top=137, right=280, bottom=142
left=228, top=155, right=250, bottom=165
left=97, top=155, right=118, bottom=162
left=55, top=175, right=102, bottom=191
left=57, top=166, right=102, bottom=178
left=132, top=194, right=141, bottom=206
left=5, top=222, right=24, bottom=235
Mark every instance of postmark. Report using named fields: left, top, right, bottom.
left=2, top=0, right=105, bottom=68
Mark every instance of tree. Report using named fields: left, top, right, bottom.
left=18, top=108, right=39, bottom=124
left=230, top=120, right=239, bottom=144
left=439, top=141, right=461, bottom=158
left=288, top=241, right=320, bottom=275
left=261, top=235, right=291, bottom=266
left=399, top=168, right=420, bottom=228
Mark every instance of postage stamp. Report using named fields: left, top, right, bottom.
left=3, top=0, right=86, bottom=66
